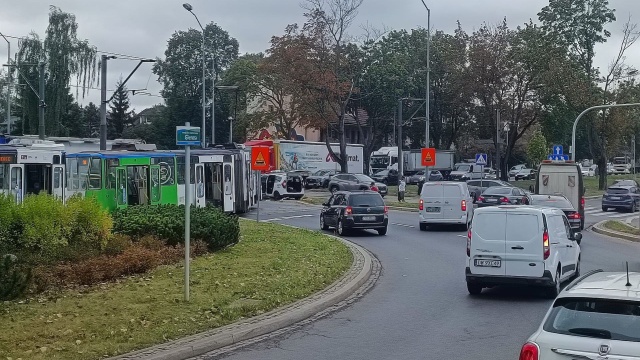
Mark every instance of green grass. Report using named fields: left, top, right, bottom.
left=603, top=220, right=640, bottom=236
left=0, top=221, right=352, bottom=360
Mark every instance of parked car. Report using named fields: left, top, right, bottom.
left=587, top=164, right=598, bottom=177
left=476, top=186, right=530, bottom=207
left=406, top=169, right=443, bottom=184
left=483, top=168, right=497, bottom=179
left=320, top=191, right=388, bottom=235
left=466, top=206, right=582, bottom=297
left=263, top=172, right=304, bottom=200
left=418, top=182, right=474, bottom=230
left=602, top=185, right=640, bottom=213
left=514, top=168, right=536, bottom=180
left=328, top=173, right=388, bottom=197
left=371, top=168, right=399, bottom=185
left=529, top=194, right=583, bottom=232
left=508, top=164, right=526, bottom=178
left=466, top=179, right=512, bottom=202
left=519, top=270, right=640, bottom=359
left=305, top=169, right=338, bottom=189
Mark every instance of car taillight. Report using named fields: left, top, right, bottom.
left=419, top=199, right=424, bottom=211
left=567, top=212, right=580, bottom=219
left=543, top=230, right=550, bottom=260
left=461, top=199, right=467, bottom=211
left=345, top=206, right=353, bottom=215
left=477, top=196, right=485, bottom=202
left=580, top=196, right=585, bottom=208
left=519, top=342, right=539, bottom=360
left=466, top=229, right=471, bottom=257
left=500, top=197, right=510, bottom=203
left=384, top=206, right=389, bottom=214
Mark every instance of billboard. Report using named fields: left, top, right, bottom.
left=277, top=141, right=364, bottom=173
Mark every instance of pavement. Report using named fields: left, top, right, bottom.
left=110, top=219, right=380, bottom=360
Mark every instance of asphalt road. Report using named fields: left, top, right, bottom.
left=201, top=199, right=640, bottom=360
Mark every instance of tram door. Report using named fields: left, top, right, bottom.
left=150, top=165, right=161, bottom=206
left=52, top=165, right=65, bottom=200
left=223, top=162, right=234, bottom=213
left=9, top=164, right=24, bottom=203
left=115, top=167, right=128, bottom=209
left=195, top=164, right=206, bottom=207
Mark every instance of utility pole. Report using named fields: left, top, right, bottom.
left=633, top=134, right=636, bottom=179
left=100, top=55, right=108, bottom=150
left=397, top=98, right=403, bottom=178
left=38, top=62, right=45, bottom=140
left=212, top=58, right=216, bottom=146
left=496, top=109, right=501, bottom=180
left=6, top=41, right=10, bottom=135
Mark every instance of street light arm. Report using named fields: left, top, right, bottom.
left=188, top=11, right=204, bottom=31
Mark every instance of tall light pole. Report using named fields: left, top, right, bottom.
left=183, top=3, right=206, bottom=148
left=0, top=31, right=11, bottom=135
left=420, top=0, right=431, bottom=149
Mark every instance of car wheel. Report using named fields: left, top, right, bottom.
left=320, top=215, right=328, bottom=230
left=580, top=219, right=584, bottom=231
left=419, top=223, right=427, bottom=231
left=630, top=202, right=637, bottom=213
left=545, top=267, right=562, bottom=299
left=573, top=257, right=581, bottom=279
left=467, top=282, right=483, bottom=295
left=377, top=227, right=387, bottom=236
left=330, top=186, right=339, bottom=194
left=337, top=219, right=346, bottom=236
left=273, top=192, right=281, bottom=201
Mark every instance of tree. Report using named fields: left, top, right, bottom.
left=108, top=81, right=134, bottom=138
left=527, top=129, right=548, bottom=167
left=82, top=102, right=100, bottom=137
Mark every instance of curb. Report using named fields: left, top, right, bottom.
left=110, top=226, right=377, bottom=360
left=591, top=220, right=639, bottom=242
left=585, top=195, right=601, bottom=200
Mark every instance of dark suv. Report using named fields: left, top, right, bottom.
left=320, top=191, right=389, bottom=236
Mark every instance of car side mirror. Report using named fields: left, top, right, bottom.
left=572, top=232, right=582, bottom=243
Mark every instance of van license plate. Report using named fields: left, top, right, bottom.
left=475, top=259, right=501, bottom=267
left=362, top=216, right=376, bottom=221
left=426, top=207, right=440, bottom=212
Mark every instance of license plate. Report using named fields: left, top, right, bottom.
left=486, top=198, right=497, bottom=203
left=426, top=207, right=440, bottom=212
left=610, top=196, right=621, bottom=200
left=362, top=216, right=376, bottom=221
left=475, top=259, right=501, bottom=267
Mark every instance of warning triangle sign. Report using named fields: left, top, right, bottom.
left=255, top=152, right=266, bottom=165
left=424, top=153, right=432, bottom=162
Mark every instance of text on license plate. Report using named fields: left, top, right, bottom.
left=362, top=216, right=376, bottom=221
left=475, top=259, right=501, bottom=267
left=426, top=207, right=440, bottom=212
left=610, top=196, right=621, bottom=200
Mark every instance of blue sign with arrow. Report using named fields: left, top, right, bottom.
left=547, top=154, right=569, bottom=161
left=552, top=145, right=563, bottom=155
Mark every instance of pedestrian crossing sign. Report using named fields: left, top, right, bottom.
left=475, top=153, right=488, bottom=166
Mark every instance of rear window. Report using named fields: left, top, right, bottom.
left=473, top=213, right=506, bottom=240
left=443, top=185, right=462, bottom=197
left=506, top=213, right=539, bottom=239
left=543, top=298, right=640, bottom=342
left=456, top=164, right=471, bottom=172
left=484, top=187, right=512, bottom=195
left=607, top=187, right=630, bottom=195
left=354, top=174, right=374, bottom=183
left=531, top=197, right=573, bottom=209
left=348, top=194, right=384, bottom=207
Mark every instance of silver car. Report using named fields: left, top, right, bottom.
left=328, top=173, right=388, bottom=196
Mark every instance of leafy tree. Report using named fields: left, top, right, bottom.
left=108, top=80, right=134, bottom=139
left=82, top=102, right=100, bottom=137
left=527, top=129, right=548, bottom=167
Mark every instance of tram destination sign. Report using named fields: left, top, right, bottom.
left=176, top=126, right=201, bottom=146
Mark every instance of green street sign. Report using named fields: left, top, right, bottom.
left=176, top=126, right=201, bottom=146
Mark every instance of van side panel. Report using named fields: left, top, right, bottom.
left=469, top=212, right=507, bottom=276
left=504, top=213, right=544, bottom=278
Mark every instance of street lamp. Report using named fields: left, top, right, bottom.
left=0, top=31, right=11, bottom=135
left=228, top=116, right=234, bottom=143
left=419, top=0, right=431, bottom=148
left=183, top=3, right=206, bottom=148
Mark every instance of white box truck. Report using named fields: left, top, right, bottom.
left=534, top=161, right=585, bottom=230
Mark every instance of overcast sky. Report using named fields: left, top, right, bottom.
left=1, top=0, right=640, bottom=112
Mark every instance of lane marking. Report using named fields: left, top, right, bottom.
left=608, top=213, right=635, bottom=219
left=391, top=223, right=415, bottom=228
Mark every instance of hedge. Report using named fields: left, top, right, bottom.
left=112, top=205, right=240, bottom=251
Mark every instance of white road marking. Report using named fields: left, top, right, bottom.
left=279, top=214, right=315, bottom=220
left=391, top=223, right=415, bottom=228
left=608, top=213, right=635, bottom=219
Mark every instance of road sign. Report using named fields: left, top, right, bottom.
left=552, top=144, right=563, bottom=155
left=475, top=153, right=488, bottom=166
left=547, top=154, right=569, bottom=161
left=251, top=146, right=270, bottom=171
left=176, top=126, right=201, bottom=146
left=421, top=148, right=436, bottom=167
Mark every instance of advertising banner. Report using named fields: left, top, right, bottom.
left=278, top=142, right=364, bottom=173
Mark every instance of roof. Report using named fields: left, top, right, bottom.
left=563, top=271, right=640, bottom=301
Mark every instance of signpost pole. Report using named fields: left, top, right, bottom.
left=256, top=170, right=260, bottom=222
left=184, top=122, right=191, bottom=302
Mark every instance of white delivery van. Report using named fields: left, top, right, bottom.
left=465, top=206, right=581, bottom=298
left=535, top=161, right=585, bottom=229
left=263, top=172, right=304, bottom=200
left=418, top=182, right=474, bottom=230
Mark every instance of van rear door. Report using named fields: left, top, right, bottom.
left=470, top=210, right=506, bottom=276
left=421, top=183, right=444, bottom=219
left=536, top=164, right=581, bottom=210
left=504, top=211, right=544, bottom=277
left=442, top=184, right=463, bottom=220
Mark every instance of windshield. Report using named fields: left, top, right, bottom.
left=484, top=187, right=512, bottom=195
left=348, top=194, right=384, bottom=207
left=607, top=187, right=630, bottom=195
left=543, top=298, right=640, bottom=342
left=531, top=196, right=573, bottom=209
left=312, top=170, right=328, bottom=176
left=374, top=170, right=389, bottom=176
left=613, top=157, right=629, bottom=164
left=354, top=174, right=374, bottom=183
left=370, top=156, right=389, bottom=167
left=455, top=164, right=471, bottom=172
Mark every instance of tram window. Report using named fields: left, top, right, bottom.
left=53, top=167, right=63, bottom=189
left=152, top=157, right=175, bottom=186
left=66, top=158, right=78, bottom=191
left=224, top=164, right=232, bottom=182
left=106, top=165, right=117, bottom=189
left=78, top=158, right=89, bottom=190
left=88, top=158, right=102, bottom=189
left=0, top=164, right=8, bottom=190
left=177, top=162, right=195, bottom=184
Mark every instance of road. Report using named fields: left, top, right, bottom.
left=200, top=198, right=640, bottom=360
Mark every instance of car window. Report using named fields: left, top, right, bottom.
left=511, top=188, right=520, bottom=195
left=531, top=196, right=574, bottom=209
left=326, top=195, right=335, bottom=205
left=346, top=175, right=358, bottom=182
left=562, top=216, right=572, bottom=238
left=354, top=174, right=374, bottom=183
left=484, top=187, right=512, bottom=195
left=348, top=194, right=384, bottom=207
left=543, top=298, right=640, bottom=342
left=607, top=187, right=630, bottom=195
left=548, top=215, right=566, bottom=240
left=333, top=194, right=346, bottom=206
left=467, top=180, right=479, bottom=186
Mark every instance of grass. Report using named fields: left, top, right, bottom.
left=603, top=220, right=640, bottom=236
left=0, top=221, right=352, bottom=360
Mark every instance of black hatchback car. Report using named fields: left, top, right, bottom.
left=320, top=191, right=388, bottom=236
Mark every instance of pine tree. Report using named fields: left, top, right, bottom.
left=108, top=80, right=134, bottom=139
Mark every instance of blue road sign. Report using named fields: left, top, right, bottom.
left=176, top=126, right=201, bottom=146
left=475, top=153, right=488, bottom=166
left=553, top=145, right=563, bottom=155
left=547, top=154, right=569, bottom=161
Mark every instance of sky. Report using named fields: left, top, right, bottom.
left=1, top=0, right=640, bottom=112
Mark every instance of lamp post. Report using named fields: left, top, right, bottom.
left=0, top=31, right=10, bottom=135
left=183, top=3, right=206, bottom=148
left=420, top=0, right=431, bottom=149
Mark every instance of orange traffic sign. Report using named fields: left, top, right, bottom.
left=421, top=148, right=436, bottom=167
left=251, top=146, right=270, bottom=171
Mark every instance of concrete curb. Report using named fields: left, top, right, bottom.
left=585, top=195, right=601, bottom=200
left=591, top=220, right=639, bottom=242
left=110, top=226, right=377, bottom=360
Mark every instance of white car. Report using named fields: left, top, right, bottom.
left=419, top=182, right=474, bottom=230
left=466, top=206, right=581, bottom=298
left=520, top=270, right=640, bottom=359
left=509, top=164, right=526, bottom=178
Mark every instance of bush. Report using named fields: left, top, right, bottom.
left=103, top=234, right=133, bottom=256
left=0, top=194, right=20, bottom=250
left=0, top=254, right=31, bottom=301
left=15, top=193, right=72, bottom=254
left=112, top=205, right=239, bottom=251
left=66, top=195, right=113, bottom=251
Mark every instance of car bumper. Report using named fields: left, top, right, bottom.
left=602, top=199, right=634, bottom=208
left=419, top=213, right=467, bottom=224
left=343, top=217, right=388, bottom=229
left=465, top=268, right=555, bottom=287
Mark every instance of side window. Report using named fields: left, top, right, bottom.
left=333, top=174, right=343, bottom=181
left=512, top=188, right=520, bottom=195
left=561, top=216, right=572, bottom=238
left=467, top=180, right=478, bottom=186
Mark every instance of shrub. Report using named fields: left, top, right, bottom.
left=0, top=254, right=31, bottom=301
left=0, top=194, right=19, bottom=250
left=103, top=234, right=133, bottom=256
left=15, top=193, right=72, bottom=254
left=113, top=205, right=239, bottom=251
left=66, top=195, right=113, bottom=251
